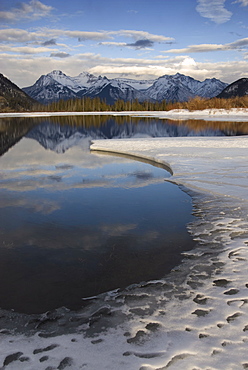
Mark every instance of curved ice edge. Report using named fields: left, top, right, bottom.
left=89, top=148, right=173, bottom=175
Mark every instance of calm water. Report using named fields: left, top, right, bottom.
left=1, top=116, right=247, bottom=314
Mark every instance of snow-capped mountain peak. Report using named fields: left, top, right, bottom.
left=146, top=73, right=228, bottom=102
left=46, top=70, right=83, bottom=92
left=23, top=71, right=228, bottom=104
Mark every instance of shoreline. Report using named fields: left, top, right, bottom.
left=0, top=107, right=248, bottom=121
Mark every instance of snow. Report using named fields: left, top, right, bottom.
left=1, top=110, right=248, bottom=369
left=1, top=107, right=248, bottom=121
left=114, top=78, right=155, bottom=90
left=38, top=70, right=98, bottom=92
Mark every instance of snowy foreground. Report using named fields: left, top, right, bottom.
left=1, top=112, right=248, bottom=369
left=1, top=107, right=248, bottom=121
left=90, top=135, right=248, bottom=369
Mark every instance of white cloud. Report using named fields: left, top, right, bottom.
left=110, top=30, right=174, bottom=43
left=196, top=0, right=232, bottom=24
left=127, top=10, right=138, bottom=14
left=99, top=39, right=155, bottom=50
left=99, top=42, right=127, bottom=47
left=64, top=30, right=111, bottom=42
left=165, top=37, right=248, bottom=53
left=42, top=29, right=173, bottom=43
left=166, top=43, right=225, bottom=53
left=0, top=0, right=53, bottom=22
left=0, top=28, right=112, bottom=44
left=230, top=37, right=248, bottom=48
left=179, top=57, right=197, bottom=67
left=0, top=29, right=39, bottom=43
left=233, top=0, right=248, bottom=5
left=0, top=44, right=57, bottom=54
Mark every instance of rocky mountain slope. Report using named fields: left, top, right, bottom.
left=217, top=78, right=248, bottom=99
left=145, top=73, right=227, bottom=102
left=0, top=73, right=36, bottom=111
left=23, top=70, right=228, bottom=104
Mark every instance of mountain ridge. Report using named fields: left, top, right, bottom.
left=0, top=73, right=36, bottom=111
left=217, top=78, right=248, bottom=99
left=23, top=70, right=228, bottom=104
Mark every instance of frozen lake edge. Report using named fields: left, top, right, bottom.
left=1, top=107, right=248, bottom=121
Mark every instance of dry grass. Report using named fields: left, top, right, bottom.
left=166, top=96, right=248, bottom=111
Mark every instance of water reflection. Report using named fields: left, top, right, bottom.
left=1, top=116, right=248, bottom=157
left=34, top=114, right=248, bottom=136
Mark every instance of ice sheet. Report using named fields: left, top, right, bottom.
left=91, top=136, right=248, bottom=202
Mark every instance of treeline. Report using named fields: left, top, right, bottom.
left=32, top=95, right=248, bottom=112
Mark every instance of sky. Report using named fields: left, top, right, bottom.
left=0, top=0, right=248, bottom=87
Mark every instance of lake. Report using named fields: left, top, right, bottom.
left=1, top=115, right=247, bottom=314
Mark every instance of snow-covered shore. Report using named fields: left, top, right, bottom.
left=89, top=135, right=248, bottom=369
left=0, top=107, right=248, bottom=121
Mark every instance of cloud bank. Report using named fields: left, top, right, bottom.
left=165, top=37, right=248, bottom=53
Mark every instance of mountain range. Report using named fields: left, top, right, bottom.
left=23, top=70, right=228, bottom=104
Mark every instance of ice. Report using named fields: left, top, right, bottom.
left=0, top=111, right=248, bottom=369
left=91, top=135, right=248, bottom=201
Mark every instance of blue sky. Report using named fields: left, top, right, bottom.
left=0, top=0, right=248, bottom=87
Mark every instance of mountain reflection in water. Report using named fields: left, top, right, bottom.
left=0, top=116, right=247, bottom=314
left=1, top=115, right=248, bottom=156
